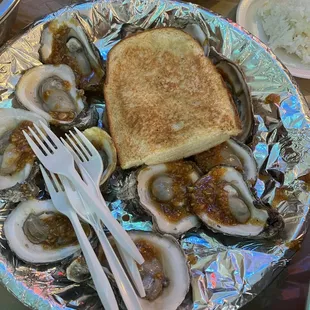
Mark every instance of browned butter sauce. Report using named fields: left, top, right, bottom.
left=8, top=121, right=36, bottom=173
left=40, top=214, right=90, bottom=249
left=190, top=167, right=239, bottom=225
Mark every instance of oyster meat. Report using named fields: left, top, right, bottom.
left=194, top=138, right=257, bottom=184
left=82, top=127, right=117, bottom=185
left=40, top=16, right=104, bottom=90
left=0, top=108, right=48, bottom=202
left=190, top=166, right=284, bottom=238
left=15, top=64, right=98, bottom=129
left=137, top=161, right=201, bottom=235
left=4, top=199, right=91, bottom=263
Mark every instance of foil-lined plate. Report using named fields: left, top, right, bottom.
left=0, top=0, right=309, bottom=309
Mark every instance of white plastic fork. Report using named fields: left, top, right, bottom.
left=23, top=121, right=144, bottom=265
left=39, top=165, right=118, bottom=310
left=61, top=128, right=146, bottom=298
left=58, top=166, right=143, bottom=310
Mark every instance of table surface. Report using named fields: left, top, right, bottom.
left=1, top=0, right=309, bottom=309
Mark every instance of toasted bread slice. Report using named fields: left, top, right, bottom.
left=104, top=28, right=242, bottom=169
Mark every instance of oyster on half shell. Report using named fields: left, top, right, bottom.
left=83, top=127, right=117, bottom=185
left=40, top=16, right=104, bottom=90
left=93, top=231, right=189, bottom=309
left=194, top=138, right=257, bottom=184
left=0, top=108, right=48, bottom=202
left=128, top=231, right=189, bottom=309
left=137, top=161, right=201, bottom=236
left=15, top=64, right=98, bottom=129
left=4, top=199, right=92, bottom=263
left=190, top=166, right=284, bottom=238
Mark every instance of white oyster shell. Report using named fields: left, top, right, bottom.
left=137, top=162, right=200, bottom=236
left=128, top=231, right=190, bottom=310
left=191, top=166, right=284, bottom=238
left=83, top=127, right=117, bottom=185
left=195, top=138, right=257, bottom=184
left=15, top=64, right=85, bottom=125
left=0, top=108, right=48, bottom=200
left=40, top=15, right=104, bottom=90
left=4, top=200, right=84, bottom=263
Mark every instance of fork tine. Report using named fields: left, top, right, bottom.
left=65, top=133, right=88, bottom=162
left=33, top=123, right=56, bottom=151
left=59, top=175, right=75, bottom=192
left=49, top=172, right=63, bottom=192
left=23, top=131, right=47, bottom=162
left=74, top=128, right=96, bottom=156
left=27, top=127, right=51, bottom=155
left=69, top=130, right=92, bottom=157
left=39, top=165, right=57, bottom=195
left=61, top=137, right=83, bottom=165
left=39, top=121, right=64, bottom=149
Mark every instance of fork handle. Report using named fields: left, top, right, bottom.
left=66, top=168, right=144, bottom=265
left=115, top=241, right=146, bottom=298
left=77, top=164, right=146, bottom=298
left=95, top=224, right=143, bottom=310
left=68, top=210, right=119, bottom=310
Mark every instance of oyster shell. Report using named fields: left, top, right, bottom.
left=40, top=16, right=104, bottom=90
left=83, top=127, right=117, bottom=185
left=137, top=161, right=201, bottom=235
left=15, top=64, right=98, bottom=129
left=215, top=58, right=254, bottom=143
left=129, top=231, right=190, bottom=309
left=66, top=256, right=91, bottom=283
left=194, top=138, right=257, bottom=184
left=190, top=166, right=284, bottom=238
left=4, top=199, right=92, bottom=263
left=66, top=231, right=190, bottom=309
left=95, top=231, right=189, bottom=309
left=0, top=108, right=48, bottom=202
left=183, top=23, right=209, bottom=55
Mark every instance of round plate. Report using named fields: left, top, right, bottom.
left=0, top=0, right=309, bottom=309
left=236, top=0, right=310, bottom=79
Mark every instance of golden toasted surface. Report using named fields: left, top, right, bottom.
left=104, top=28, right=241, bottom=169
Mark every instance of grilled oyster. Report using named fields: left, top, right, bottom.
left=4, top=199, right=92, bottom=263
left=194, top=138, right=257, bottom=184
left=137, top=161, right=201, bottom=236
left=128, top=231, right=189, bottom=309
left=83, top=127, right=117, bottom=185
left=15, top=64, right=98, bottom=129
left=40, top=15, right=104, bottom=90
left=94, top=231, right=189, bottom=309
left=190, top=166, right=284, bottom=238
left=0, top=108, right=48, bottom=202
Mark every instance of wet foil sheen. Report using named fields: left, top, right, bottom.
left=0, top=0, right=309, bottom=309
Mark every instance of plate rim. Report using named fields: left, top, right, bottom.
left=0, top=0, right=308, bottom=309
left=236, top=0, right=310, bottom=79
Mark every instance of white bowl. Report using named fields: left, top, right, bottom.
left=236, top=0, right=310, bottom=79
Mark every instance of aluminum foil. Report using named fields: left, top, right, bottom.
left=0, top=0, right=309, bottom=309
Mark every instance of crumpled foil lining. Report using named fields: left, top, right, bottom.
left=0, top=0, right=309, bottom=309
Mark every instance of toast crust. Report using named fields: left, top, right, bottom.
left=104, top=28, right=242, bottom=169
